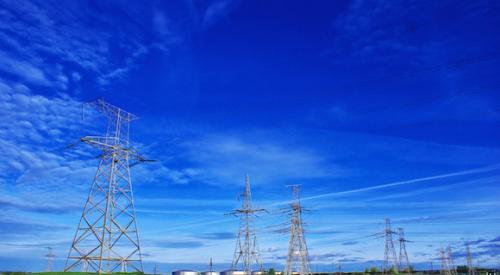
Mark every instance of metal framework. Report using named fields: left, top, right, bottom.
left=383, top=218, right=398, bottom=274
left=440, top=247, right=452, bottom=275
left=466, top=244, right=476, bottom=275
left=285, top=185, right=311, bottom=275
left=447, top=245, right=456, bottom=275
left=230, top=175, right=265, bottom=274
left=64, top=99, right=145, bottom=273
left=45, top=247, right=55, bottom=272
left=397, top=228, right=411, bottom=273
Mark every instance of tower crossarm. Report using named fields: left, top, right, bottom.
left=230, top=208, right=266, bottom=215
left=81, top=136, right=121, bottom=149
left=87, top=98, right=138, bottom=122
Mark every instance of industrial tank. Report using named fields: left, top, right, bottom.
left=220, top=269, right=248, bottom=275
left=202, top=272, right=220, bottom=275
left=251, top=271, right=266, bottom=275
left=173, top=270, right=199, bottom=275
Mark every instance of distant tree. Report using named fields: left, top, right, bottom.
left=457, top=265, right=468, bottom=273
left=370, top=267, right=378, bottom=274
left=364, top=268, right=370, bottom=274
left=390, top=266, right=398, bottom=274
left=268, top=268, right=276, bottom=275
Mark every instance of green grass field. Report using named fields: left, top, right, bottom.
left=1, top=273, right=147, bottom=275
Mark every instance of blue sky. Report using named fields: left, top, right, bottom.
left=1, top=0, right=500, bottom=272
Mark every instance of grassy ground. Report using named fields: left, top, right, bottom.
left=1, top=273, right=146, bottom=275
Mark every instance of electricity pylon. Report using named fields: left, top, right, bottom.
left=45, top=247, right=55, bottom=272
left=65, top=99, right=147, bottom=273
left=285, top=185, right=311, bottom=275
left=440, top=247, right=452, bottom=275
left=383, top=218, right=398, bottom=274
left=230, top=175, right=265, bottom=274
left=466, top=244, right=476, bottom=275
left=447, top=245, right=456, bottom=275
left=397, top=228, right=411, bottom=273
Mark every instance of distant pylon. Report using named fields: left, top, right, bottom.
left=65, top=99, right=148, bottom=273
left=447, top=245, right=456, bottom=275
left=440, top=247, right=452, bottom=275
left=397, top=228, right=411, bottom=273
left=383, top=218, right=398, bottom=274
left=153, top=264, right=159, bottom=275
left=466, top=244, right=476, bottom=275
left=285, top=185, right=311, bottom=275
left=209, top=257, right=214, bottom=271
left=45, top=247, right=55, bottom=272
left=230, top=175, right=265, bottom=274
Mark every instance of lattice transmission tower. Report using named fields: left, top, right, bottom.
left=45, top=247, right=55, bottom=272
left=466, top=244, right=476, bottom=275
left=447, top=245, right=456, bottom=275
left=285, top=185, right=311, bottom=275
left=383, top=218, right=399, bottom=274
left=65, top=99, right=147, bottom=273
left=397, top=228, right=411, bottom=273
left=440, top=247, right=452, bottom=275
left=230, top=175, right=265, bottom=274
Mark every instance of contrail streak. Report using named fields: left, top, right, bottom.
left=275, top=163, right=500, bottom=205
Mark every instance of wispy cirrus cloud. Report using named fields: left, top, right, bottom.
left=0, top=195, right=79, bottom=214
left=152, top=239, right=205, bottom=249
left=0, top=0, right=176, bottom=90
left=180, top=133, right=346, bottom=186
left=201, top=0, right=240, bottom=28
left=199, top=232, right=235, bottom=240
left=0, top=218, right=69, bottom=237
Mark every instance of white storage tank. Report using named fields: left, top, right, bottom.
left=220, top=270, right=248, bottom=275
left=252, top=271, right=266, bottom=275
left=173, top=270, right=199, bottom=275
left=202, top=272, right=220, bottom=275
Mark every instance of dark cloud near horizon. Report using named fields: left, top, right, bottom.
left=0, top=197, right=80, bottom=214
left=0, top=220, right=69, bottom=237
left=199, top=232, right=235, bottom=240
left=154, top=240, right=205, bottom=249
left=341, top=241, right=359, bottom=246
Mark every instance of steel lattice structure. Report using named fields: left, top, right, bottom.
left=230, top=175, right=265, bottom=274
left=65, top=99, right=145, bottom=273
left=383, top=218, right=398, bottom=274
left=447, top=245, right=457, bottom=275
left=440, top=247, right=452, bottom=275
left=466, top=244, right=476, bottom=275
left=45, top=247, right=55, bottom=272
left=397, top=228, right=411, bottom=273
left=285, top=185, right=311, bottom=275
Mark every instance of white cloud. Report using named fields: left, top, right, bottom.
left=0, top=51, right=50, bottom=86
left=0, top=0, right=175, bottom=89
left=181, top=134, right=345, bottom=186
left=0, top=77, right=187, bottom=206
left=0, top=79, right=98, bottom=201
left=202, top=0, right=239, bottom=28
